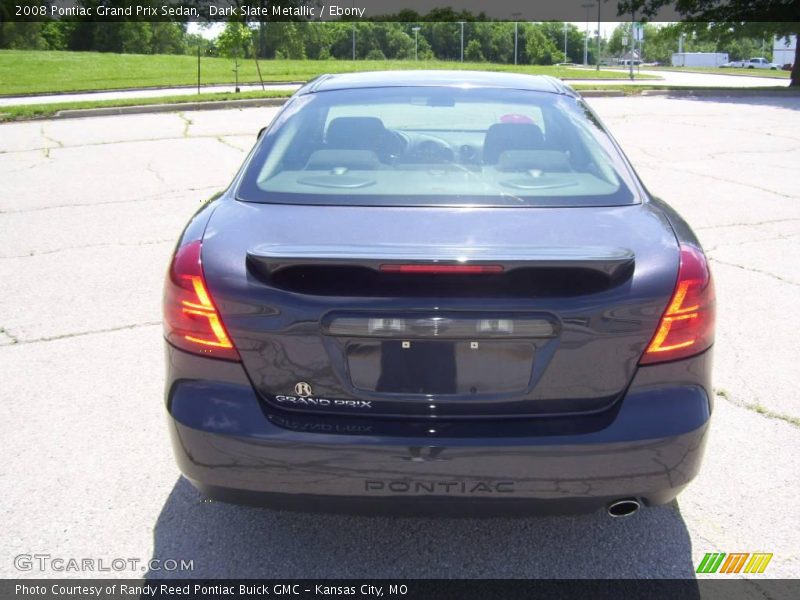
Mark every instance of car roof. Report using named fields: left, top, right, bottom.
left=297, top=70, right=576, bottom=97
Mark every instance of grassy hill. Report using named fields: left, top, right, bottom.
left=0, top=50, right=650, bottom=96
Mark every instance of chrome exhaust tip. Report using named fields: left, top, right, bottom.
left=607, top=498, right=641, bottom=518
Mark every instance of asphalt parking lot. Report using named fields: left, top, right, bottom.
left=1, top=94, right=798, bottom=579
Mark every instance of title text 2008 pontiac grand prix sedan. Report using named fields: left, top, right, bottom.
left=163, top=71, right=714, bottom=517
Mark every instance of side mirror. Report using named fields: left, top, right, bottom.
left=257, top=126, right=267, bottom=140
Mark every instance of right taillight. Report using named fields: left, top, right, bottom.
left=163, top=240, right=240, bottom=362
left=640, top=244, right=715, bottom=365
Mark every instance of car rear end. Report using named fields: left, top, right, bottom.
left=163, top=74, right=714, bottom=516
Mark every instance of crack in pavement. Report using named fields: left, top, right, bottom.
left=636, top=160, right=797, bottom=200
left=178, top=112, right=193, bottom=137
left=146, top=161, right=169, bottom=186
left=39, top=124, right=64, bottom=149
left=0, top=238, right=174, bottom=259
left=3, top=321, right=161, bottom=347
left=215, top=136, right=246, bottom=152
left=708, top=256, right=799, bottom=286
left=715, top=390, right=800, bottom=430
left=0, top=132, right=249, bottom=155
left=0, top=327, right=19, bottom=345
left=0, top=185, right=221, bottom=214
left=703, top=232, right=800, bottom=253
left=663, top=117, right=800, bottom=145
left=632, top=143, right=800, bottom=176
left=707, top=145, right=800, bottom=160
left=696, top=217, right=800, bottom=231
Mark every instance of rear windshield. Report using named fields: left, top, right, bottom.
left=237, top=86, right=639, bottom=208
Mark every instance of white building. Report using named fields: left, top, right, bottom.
left=671, top=52, right=729, bottom=67
left=773, top=35, right=796, bottom=67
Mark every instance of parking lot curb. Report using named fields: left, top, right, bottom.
left=577, top=90, right=627, bottom=97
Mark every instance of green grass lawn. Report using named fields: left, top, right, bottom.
left=0, top=50, right=653, bottom=96
left=641, top=65, right=791, bottom=78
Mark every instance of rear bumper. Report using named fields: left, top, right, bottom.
left=165, top=346, right=712, bottom=516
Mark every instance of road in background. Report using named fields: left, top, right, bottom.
left=573, top=67, right=790, bottom=87
left=1, top=96, right=798, bottom=578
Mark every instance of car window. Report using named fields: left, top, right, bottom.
left=324, top=102, right=547, bottom=135
left=237, top=86, right=639, bottom=208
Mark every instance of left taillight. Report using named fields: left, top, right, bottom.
left=163, top=240, right=240, bottom=361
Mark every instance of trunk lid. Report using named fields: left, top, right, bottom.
left=201, top=199, right=678, bottom=419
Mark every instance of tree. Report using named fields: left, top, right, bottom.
left=300, top=22, right=333, bottom=60
left=464, top=39, right=485, bottom=62
left=622, top=0, right=799, bottom=86
left=149, top=23, right=186, bottom=55
left=216, top=22, right=252, bottom=60
left=522, top=24, right=565, bottom=65
left=538, top=22, right=585, bottom=64
left=382, top=25, right=415, bottom=60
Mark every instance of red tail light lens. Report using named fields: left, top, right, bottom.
left=640, top=244, right=715, bottom=365
left=380, top=264, right=504, bottom=275
left=163, top=240, right=240, bottom=361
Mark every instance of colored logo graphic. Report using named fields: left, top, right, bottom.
left=696, top=552, right=773, bottom=574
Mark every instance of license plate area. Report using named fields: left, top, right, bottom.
left=345, top=340, right=534, bottom=396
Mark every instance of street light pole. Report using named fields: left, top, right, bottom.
left=581, top=3, right=594, bottom=66
left=352, top=24, right=356, bottom=60
left=629, top=11, right=635, bottom=80
left=512, top=13, right=521, bottom=65
left=563, top=22, right=568, bottom=62
left=459, top=21, right=465, bottom=62
left=412, top=27, right=421, bottom=61
left=596, top=0, right=602, bottom=71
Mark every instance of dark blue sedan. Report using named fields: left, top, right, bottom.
left=163, top=71, right=714, bottom=517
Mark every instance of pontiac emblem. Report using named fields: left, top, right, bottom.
left=294, top=382, right=313, bottom=397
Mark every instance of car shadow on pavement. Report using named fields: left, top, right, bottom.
left=146, top=477, right=700, bottom=582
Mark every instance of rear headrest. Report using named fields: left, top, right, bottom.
left=305, top=149, right=382, bottom=171
left=483, top=123, right=545, bottom=164
left=326, top=117, right=388, bottom=150
left=497, top=150, right=571, bottom=172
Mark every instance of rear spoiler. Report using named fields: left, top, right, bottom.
left=247, top=244, right=635, bottom=280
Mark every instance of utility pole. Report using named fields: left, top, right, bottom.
left=196, top=42, right=201, bottom=95
left=629, top=11, right=635, bottom=80
left=352, top=23, right=356, bottom=60
left=596, top=0, right=602, bottom=70
left=458, top=21, right=465, bottom=62
left=581, top=3, right=594, bottom=66
left=512, top=13, right=521, bottom=65
left=563, top=22, right=568, bottom=62
left=412, top=27, right=421, bottom=61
